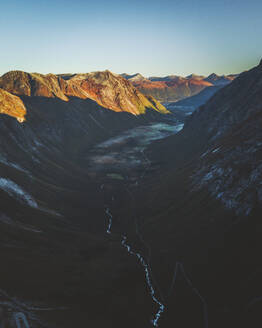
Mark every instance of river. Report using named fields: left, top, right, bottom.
left=87, top=117, right=189, bottom=326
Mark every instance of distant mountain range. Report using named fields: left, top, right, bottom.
left=121, top=72, right=238, bottom=103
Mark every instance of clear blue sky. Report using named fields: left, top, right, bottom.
left=1, top=0, right=261, bottom=77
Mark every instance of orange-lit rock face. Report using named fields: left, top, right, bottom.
left=131, top=77, right=213, bottom=102
left=66, top=71, right=168, bottom=114
left=0, top=71, right=68, bottom=101
left=123, top=73, right=238, bottom=103
left=0, top=70, right=168, bottom=118
left=0, top=88, right=26, bottom=122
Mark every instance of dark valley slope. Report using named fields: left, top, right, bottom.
left=167, top=85, right=222, bottom=110
left=135, top=59, right=262, bottom=328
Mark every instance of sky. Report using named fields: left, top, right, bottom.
left=1, top=0, right=261, bottom=77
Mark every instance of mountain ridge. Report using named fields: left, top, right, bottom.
left=0, top=70, right=168, bottom=120
left=122, top=72, right=238, bottom=102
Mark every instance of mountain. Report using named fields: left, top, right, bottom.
left=136, top=59, right=262, bottom=327
left=66, top=71, right=168, bottom=114
left=204, top=73, right=238, bottom=85
left=122, top=72, right=237, bottom=103
left=0, top=70, right=168, bottom=117
left=186, top=74, right=205, bottom=80
left=185, top=61, right=262, bottom=214
left=0, top=71, right=69, bottom=100
left=128, top=76, right=212, bottom=103
left=148, top=75, right=181, bottom=82
left=121, top=73, right=148, bottom=82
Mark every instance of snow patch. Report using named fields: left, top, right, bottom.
left=0, top=178, right=38, bottom=208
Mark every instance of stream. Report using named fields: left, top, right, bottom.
left=88, top=117, right=207, bottom=327
left=105, top=205, right=165, bottom=327
left=90, top=120, right=183, bottom=326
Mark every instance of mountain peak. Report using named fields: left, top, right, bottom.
left=207, top=73, right=219, bottom=79
left=204, top=73, right=234, bottom=86
left=121, top=73, right=147, bottom=82
left=186, top=74, right=205, bottom=80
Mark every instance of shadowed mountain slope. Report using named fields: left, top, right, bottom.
left=168, top=85, right=222, bottom=110
left=0, top=91, right=171, bottom=327
left=135, top=59, right=262, bottom=328
left=149, top=59, right=262, bottom=214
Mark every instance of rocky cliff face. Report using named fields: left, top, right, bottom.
left=187, top=61, right=262, bottom=215
left=0, top=70, right=168, bottom=118
left=0, top=71, right=68, bottom=100
left=0, top=88, right=26, bottom=122
left=65, top=70, right=168, bottom=114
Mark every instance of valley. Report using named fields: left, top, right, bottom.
left=94, top=116, right=184, bottom=327
left=2, top=0, right=262, bottom=327
left=0, top=60, right=261, bottom=328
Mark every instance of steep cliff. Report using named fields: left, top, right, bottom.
left=0, top=88, right=26, bottom=122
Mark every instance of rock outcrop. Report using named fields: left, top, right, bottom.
left=0, top=88, right=26, bottom=122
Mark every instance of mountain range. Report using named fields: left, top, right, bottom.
left=121, top=72, right=238, bottom=103
left=0, top=70, right=168, bottom=121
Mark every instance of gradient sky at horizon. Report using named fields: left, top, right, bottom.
left=1, top=0, right=261, bottom=77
